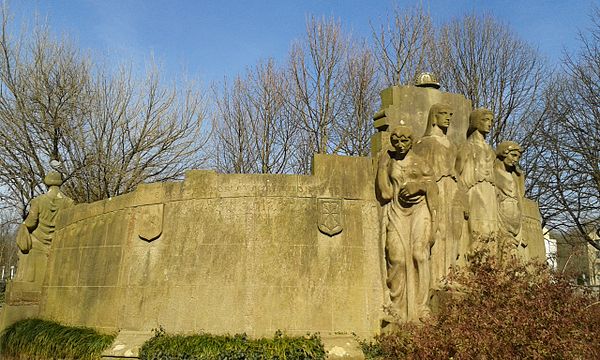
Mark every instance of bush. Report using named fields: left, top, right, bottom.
left=376, top=249, right=600, bottom=359
left=0, top=318, right=115, bottom=360
left=139, top=328, right=326, bottom=360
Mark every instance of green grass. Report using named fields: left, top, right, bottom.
left=0, top=318, right=116, bottom=360
left=139, top=328, right=326, bottom=360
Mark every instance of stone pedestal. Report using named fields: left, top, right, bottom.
left=0, top=280, right=42, bottom=331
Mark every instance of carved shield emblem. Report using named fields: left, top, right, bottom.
left=136, top=204, right=164, bottom=242
left=318, top=199, right=343, bottom=236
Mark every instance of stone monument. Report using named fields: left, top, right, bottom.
left=0, top=74, right=549, bottom=359
left=376, top=125, right=438, bottom=325
left=1, top=171, right=73, bottom=326
left=413, top=103, right=463, bottom=289
left=372, top=74, right=547, bottom=329
left=456, top=108, right=499, bottom=253
left=494, top=141, right=528, bottom=257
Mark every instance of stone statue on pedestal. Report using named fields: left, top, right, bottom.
left=456, top=108, right=498, bottom=254
left=494, top=141, right=527, bottom=257
left=377, top=125, right=439, bottom=325
left=413, top=104, right=462, bottom=289
left=14, top=171, right=74, bottom=287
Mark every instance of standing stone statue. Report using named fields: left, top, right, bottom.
left=413, top=104, right=462, bottom=288
left=494, top=141, right=527, bottom=255
left=456, top=108, right=498, bottom=254
left=15, top=171, right=74, bottom=286
left=377, top=125, right=439, bottom=324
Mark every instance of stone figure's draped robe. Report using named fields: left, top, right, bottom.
left=414, top=135, right=461, bottom=287
left=457, top=133, right=498, bottom=253
left=494, top=161, right=526, bottom=250
left=383, top=155, right=433, bottom=321
left=17, top=191, right=73, bottom=284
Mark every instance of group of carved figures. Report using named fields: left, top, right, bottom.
left=376, top=104, right=527, bottom=324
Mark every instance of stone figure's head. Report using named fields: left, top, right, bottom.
left=468, top=108, right=493, bottom=137
left=496, top=141, right=523, bottom=169
left=44, top=171, right=63, bottom=187
left=425, top=103, right=453, bottom=135
left=389, top=125, right=413, bottom=155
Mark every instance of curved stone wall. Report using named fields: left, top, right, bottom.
left=39, top=154, right=384, bottom=337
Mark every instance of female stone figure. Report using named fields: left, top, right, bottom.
left=494, top=141, right=527, bottom=255
left=413, top=104, right=461, bottom=288
left=456, top=108, right=498, bottom=253
left=377, top=125, right=438, bottom=323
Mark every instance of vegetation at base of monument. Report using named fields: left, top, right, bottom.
left=139, top=328, right=326, bottom=360
left=0, top=318, right=116, bottom=360
left=363, top=249, right=600, bottom=360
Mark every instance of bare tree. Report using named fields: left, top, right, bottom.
left=287, top=15, right=348, bottom=168
left=213, top=59, right=296, bottom=174
left=432, top=13, right=546, bottom=146
left=336, top=43, right=380, bottom=156
left=63, top=64, right=208, bottom=202
left=371, top=5, right=434, bottom=87
left=0, top=7, right=209, bottom=222
left=532, top=8, right=600, bottom=250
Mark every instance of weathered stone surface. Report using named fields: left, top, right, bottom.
left=23, top=83, right=548, bottom=345
left=102, top=331, right=152, bottom=359
left=371, top=85, right=472, bottom=155
left=376, top=125, right=437, bottom=324
left=1, top=171, right=74, bottom=331
left=323, top=335, right=365, bottom=360
left=495, top=141, right=527, bottom=257
left=457, top=109, right=499, bottom=252
left=371, top=84, right=547, bottom=330
left=39, top=154, right=383, bottom=338
left=413, top=104, right=462, bottom=288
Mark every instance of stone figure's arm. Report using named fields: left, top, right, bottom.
left=376, top=151, right=393, bottom=202
left=23, top=198, right=39, bottom=232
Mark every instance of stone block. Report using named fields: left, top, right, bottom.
left=312, top=154, right=375, bottom=200
left=102, top=331, right=153, bottom=359
left=104, top=192, right=136, bottom=213
left=371, top=85, right=472, bottom=155
left=72, top=286, right=120, bottom=329
left=78, top=246, right=122, bottom=287
left=182, top=169, right=219, bottom=199
left=332, top=288, right=368, bottom=333
left=131, top=182, right=181, bottom=207
left=46, top=247, right=81, bottom=286
left=323, top=335, right=365, bottom=360
left=0, top=304, right=40, bottom=333
left=105, top=210, right=132, bottom=246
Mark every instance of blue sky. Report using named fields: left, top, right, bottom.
left=8, top=0, right=599, bottom=83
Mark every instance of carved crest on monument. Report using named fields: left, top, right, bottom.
left=136, top=204, right=164, bottom=242
left=317, top=198, right=343, bottom=236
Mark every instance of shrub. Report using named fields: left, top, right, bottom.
left=139, top=328, right=326, bottom=360
left=0, top=318, right=116, bottom=360
left=376, top=249, right=600, bottom=359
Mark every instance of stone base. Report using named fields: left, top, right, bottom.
left=5, top=280, right=42, bottom=304
left=0, top=303, right=40, bottom=332
left=323, top=335, right=365, bottom=360
left=102, top=331, right=153, bottom=359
